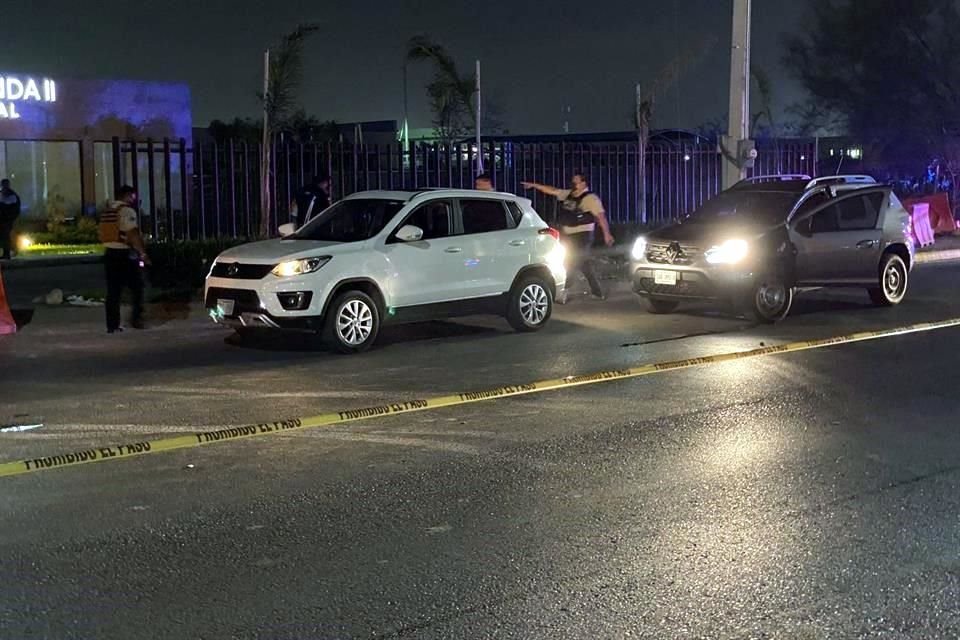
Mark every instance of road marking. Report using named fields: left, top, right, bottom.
left=917, top=249, right=960, bottom=264
left=2, top=317, right=959, bottom=479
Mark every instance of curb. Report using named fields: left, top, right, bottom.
left=0, top=255, right=103, bottom=270
left=916, top=248, right=960, bottom=264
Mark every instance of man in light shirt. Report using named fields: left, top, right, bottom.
left=522, top=173, right=614, bottom=300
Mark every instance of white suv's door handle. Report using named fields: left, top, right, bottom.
left=445, top=247, right=463, bottom=253
left=857, top=239, right=879, bottom=249
left=509, top=239, right=526, bottom=246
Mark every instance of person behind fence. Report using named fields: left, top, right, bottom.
left=0, top=179, right=21, bottom=261
left=290, top=173, right=332, bottom=228
left=522, top=173, right=614, bottom=301
left=475, top=173, right=494, bottom=191
left=99, top=185, right=149, bottom=333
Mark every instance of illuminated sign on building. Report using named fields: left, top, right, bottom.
left=0, top=75, right=57, bottom=119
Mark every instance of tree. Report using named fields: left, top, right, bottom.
left=208, top=118, right=262, bottom=144
left=784, top=0, right=960, bottom=207
left=276, top=110, right=339, bottom=144
left=259, top=24, right=319, bottom=237
left=406, top=36, right=478, bottom=143
left=634, top=37, right=716, bottom=221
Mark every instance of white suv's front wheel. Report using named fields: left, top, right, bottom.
left=507, top=275, right=553, bottom=332
left=324, top=291, right=380, bottom=354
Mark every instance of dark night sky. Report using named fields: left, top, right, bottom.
left=3, top=0, right=807, bottom=133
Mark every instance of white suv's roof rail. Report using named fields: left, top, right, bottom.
left=805, top=175, right=877, bottom=190
left=737, top=174, right=812, bottom=186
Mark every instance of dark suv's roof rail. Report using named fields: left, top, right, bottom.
left=805, top=175, right=877, bottom=190
left=735, top=174, right=812, bottom=187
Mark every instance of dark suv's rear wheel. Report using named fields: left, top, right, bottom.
left=868, top=253, right=908, bottom=307
left=748, top=274, right=794, bottom=323
left=507, top=275, right=553, bottom=332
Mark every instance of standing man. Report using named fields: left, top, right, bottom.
left=0, top=179, right=21, bottom=260
left=522, top=173, right=614, bottom=301
left=474, top=173, right=494, bottom=191
left=98, top=185, right=148, bottom=333
left=290, top=173, right=332, bottom=228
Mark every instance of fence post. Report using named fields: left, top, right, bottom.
left=146, top=139, right=157, bottom=236
left=111, top=137, right=122, bottom=195
left=163, top=138, right=174, bottom=240
left=195, top=143, right=206, bottom=240
left=179, top=138, right=190, bottom=241
left=228, top=139, right=237, bottom=237
left=243, top=141, right=252, bottom=238
left=212, top=140, right=221, bottom=238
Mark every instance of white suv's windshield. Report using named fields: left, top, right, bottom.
left=687, top=190, right=800, bottom=225
left=292, top=198, right=406, bottom=242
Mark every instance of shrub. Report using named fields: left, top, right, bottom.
left=146, top=238, right=249, bottom=290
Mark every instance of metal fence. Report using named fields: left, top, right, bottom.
left=107, top=136, right=816, bottom=241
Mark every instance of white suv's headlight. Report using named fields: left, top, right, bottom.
left=631, top=236, right=648, bottom=261
left=272, top=256, right=331, bottom=277
left=704, top=239, right=749, bottom=265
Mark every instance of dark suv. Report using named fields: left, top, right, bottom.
left=630, top=175, right=915, bottom=322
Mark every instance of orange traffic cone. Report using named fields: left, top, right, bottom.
left=0, top=265, right=16, bottom=335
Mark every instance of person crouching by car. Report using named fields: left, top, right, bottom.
left=98, top=185, right=150, bottom=333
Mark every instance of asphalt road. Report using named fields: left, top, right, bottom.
left=2, top=263, right=960, bottom=638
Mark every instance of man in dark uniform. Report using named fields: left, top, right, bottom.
left=523, top=173, right=614, bottom=301
left=290, top=173, right=332, bottom=228
left=0, top=179, right=21, bottom=260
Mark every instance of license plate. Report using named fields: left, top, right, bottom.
left=654, top=270, right=678, bottom=286
left=217, top=298, right=236, bottom=317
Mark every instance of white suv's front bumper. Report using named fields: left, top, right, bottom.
left=204, top=273, right=337, bottom=330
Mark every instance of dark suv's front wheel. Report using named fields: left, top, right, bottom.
left=747, top=274, right=794, bottom=323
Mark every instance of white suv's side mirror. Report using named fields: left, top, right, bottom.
left=278, top=223, right=296, bottom=238
left=396, top=225, right=424, bottom=242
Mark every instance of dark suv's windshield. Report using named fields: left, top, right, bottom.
left=686, top=190, right=799, bottom=226
left=292, top=198, right=406, bottom=242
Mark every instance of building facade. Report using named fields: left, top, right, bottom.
left=0, top=72, right=192, bottom=219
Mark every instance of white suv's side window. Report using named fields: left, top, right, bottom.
left=398, top=200, right=453, bottom=240
left=459, top=199, right=515, bottom=234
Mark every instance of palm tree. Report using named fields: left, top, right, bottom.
left=260, top=24, right=319, bottom=237
left=406, top=36, right=476, bottom=143
left=634, top=37, right=716, bottom=222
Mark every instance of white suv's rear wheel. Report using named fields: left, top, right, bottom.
left=507, top=275, right=553, bottom=332
left=868, top=253, right=908, bottom=306
left=323, top=291, right=380, bottom=354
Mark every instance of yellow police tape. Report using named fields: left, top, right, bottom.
left=3, top=317, right=960, bottom=479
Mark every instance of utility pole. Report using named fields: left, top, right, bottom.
left=474, top=60, right=483, bottom=175
left=722, top=0, right=752, bottom=189
left=260, top=49, right=272, bottom=237
left=401, top=62, right=410, bottom=148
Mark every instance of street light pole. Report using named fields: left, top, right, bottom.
left=402, top=61, right=410, bottom=148
left=722, top=0, right=752, bottom=189
left=260, top=49, right=272, bottom=238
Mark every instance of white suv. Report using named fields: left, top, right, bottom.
left=205, top=189, right=567, bottom=353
